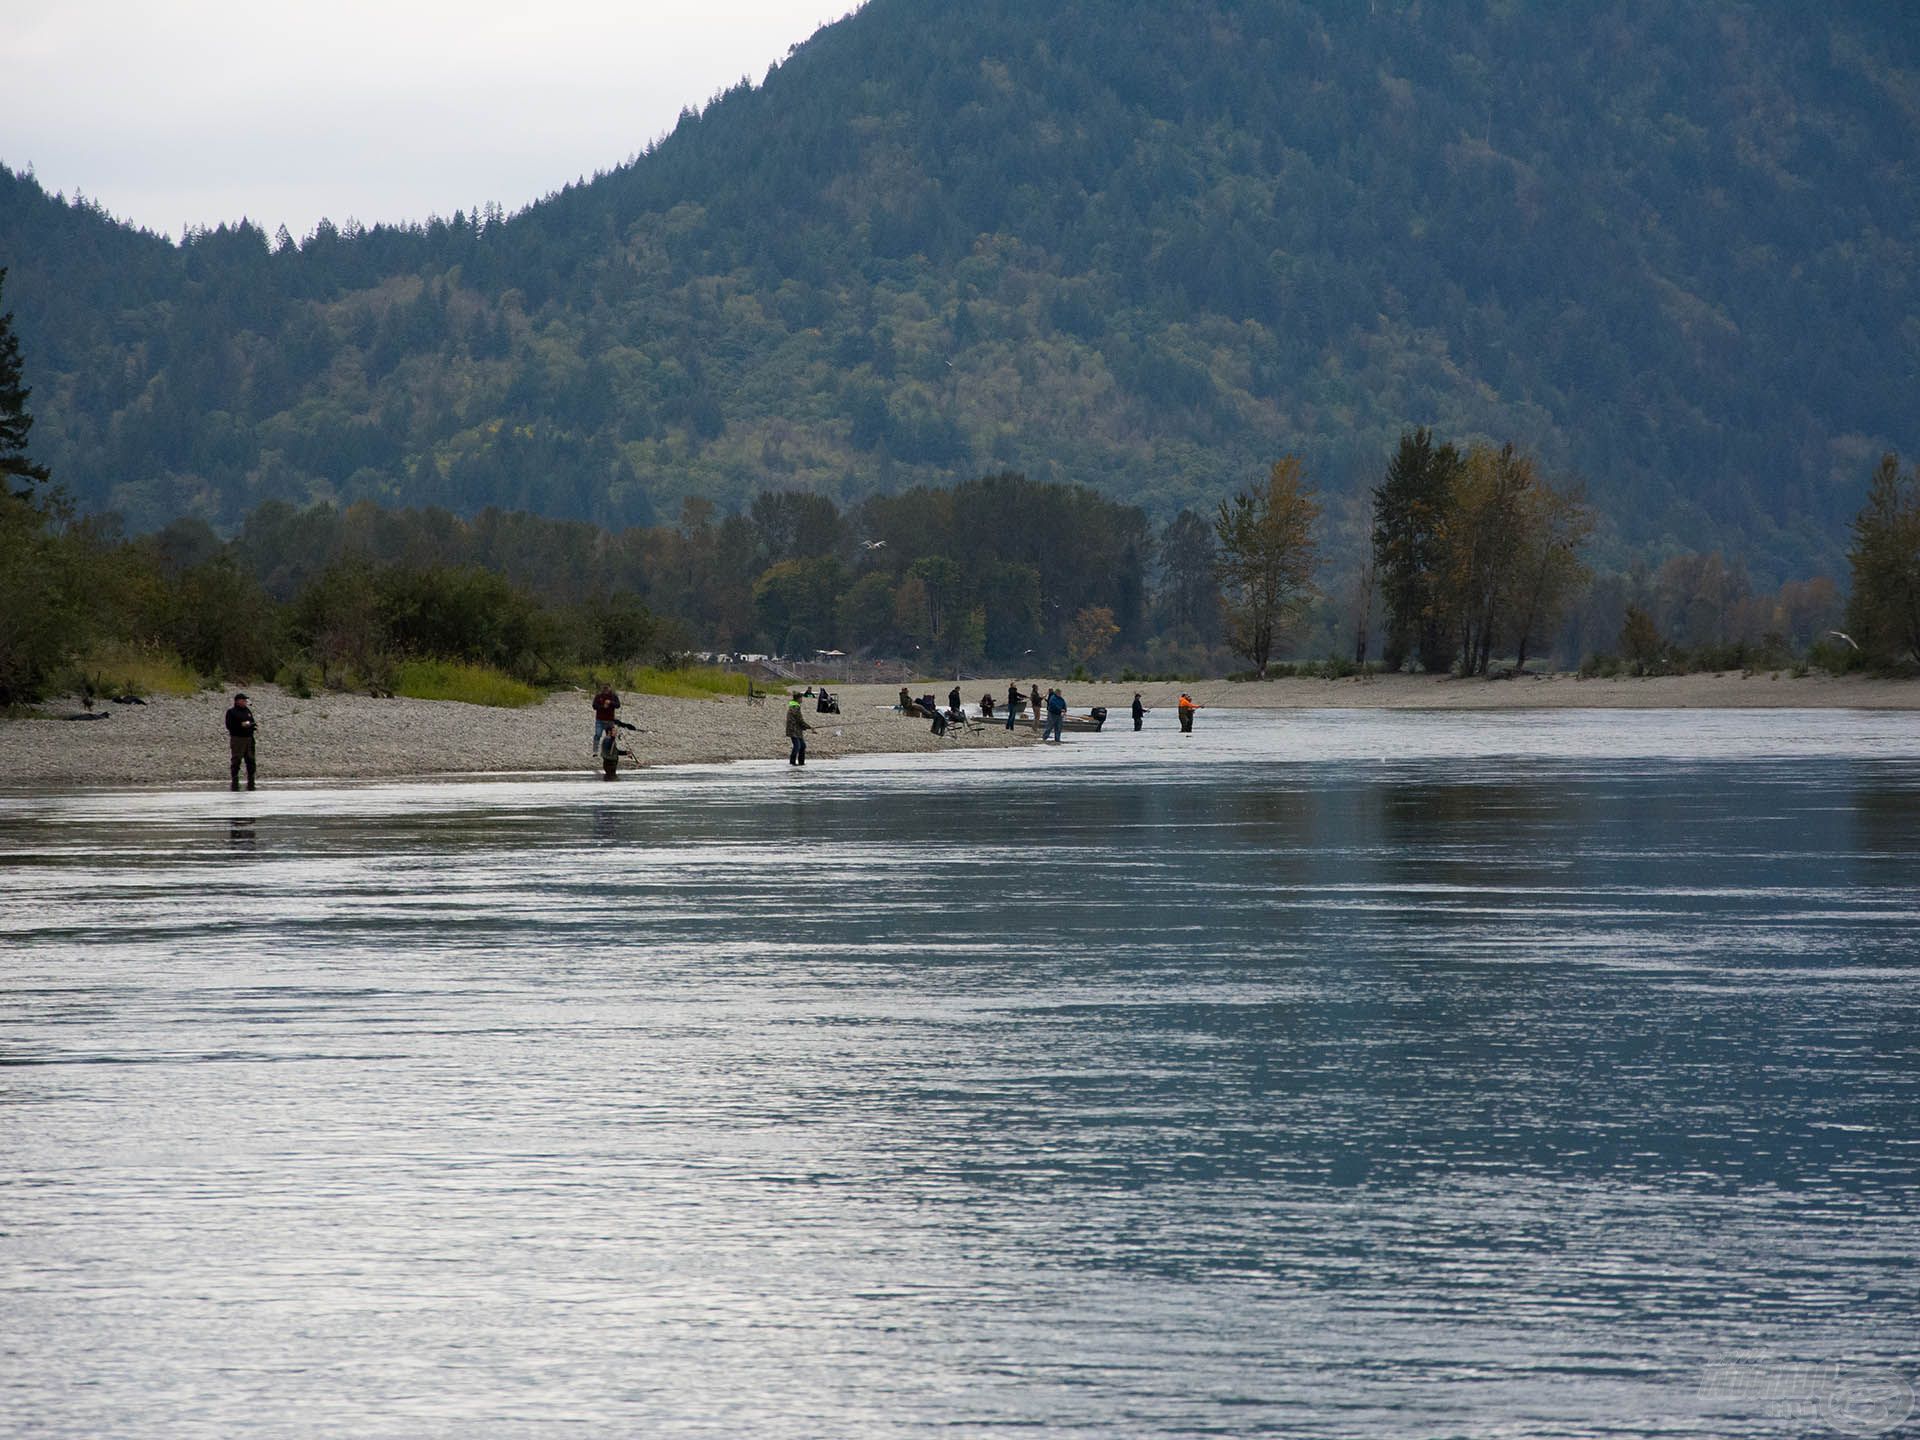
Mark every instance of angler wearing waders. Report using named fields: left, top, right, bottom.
left=598, top=725, right=633, bottom=779
left=225, top=692, right=257, bottom=791
left=786, top=694, right=814, bottom=766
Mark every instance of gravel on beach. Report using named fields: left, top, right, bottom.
left=0, top=686, right=1035, bottom=788
left=2, top=670, right=1913, bottom=789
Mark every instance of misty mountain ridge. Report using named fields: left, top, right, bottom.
left=2, top=0, right=1916, bottom=584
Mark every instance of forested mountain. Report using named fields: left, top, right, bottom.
left=2, top=0, right=1916, bottom=583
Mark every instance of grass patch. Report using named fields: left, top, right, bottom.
left=70, top=642, right=203, bottom=698
left=392, top=658, right=543, bottom=708
left=616, top=664, right=755, bottom=700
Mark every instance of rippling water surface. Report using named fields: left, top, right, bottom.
left=3, top=709, right=1917, bottom=1438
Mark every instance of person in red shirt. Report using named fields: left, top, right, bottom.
left=591, top=684, right=621, bottom=755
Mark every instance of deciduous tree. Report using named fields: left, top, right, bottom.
left=1214, top=457, right=1319, bottom=677
left=1442, top=443, right=1534, bottom=675
left=1619, top=605, right=1664, bottom=676
left=1509, top=478, right=1594, bottom=671
left=1066, top=605, right=1119, bottom=669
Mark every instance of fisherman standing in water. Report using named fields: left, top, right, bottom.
left=786, top=694, right=814, bottom=766
left=1131, top=692, right=1145, bottom=731
left=1044, top=686, right=1068, bottom=743
left=225, top=692, right=257, bottom=791
left=1177, top=692, right=1199, bottom=734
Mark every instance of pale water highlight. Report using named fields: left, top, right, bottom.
left=2, top=710, right=1916, bottom=1437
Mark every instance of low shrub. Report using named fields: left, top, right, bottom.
left=274, top=659, right=316, bottom=699
left=69, top=642, right=203, bottom=698
left=1806, top=639, right=1864, bottom=675
left=1579, top=653, right=1623, bottom=679
left=616, top=664, right=755, bottom=700
left=392, top=658, right=543, bottom=708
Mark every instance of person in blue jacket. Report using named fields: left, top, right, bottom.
left=1044, top=686, right=1068, bottom=743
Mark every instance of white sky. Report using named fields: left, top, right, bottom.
left=3, top=1, right=854, bottom=240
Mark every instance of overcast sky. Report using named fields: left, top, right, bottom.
left=4, top=1, right=854, bottom=241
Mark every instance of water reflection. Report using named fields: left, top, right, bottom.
left=0, top=711, right=1916, bottom=1438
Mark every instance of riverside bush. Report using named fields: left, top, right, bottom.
left=70, top=642, right=202, bottom=698
left=617, top=664, right=755, bottom=700
left=392, top=659, right=543, bottom=708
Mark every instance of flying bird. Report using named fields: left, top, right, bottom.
left=1827, top=630, right=1861, bottom=651
left=862, top=539, right=887, bottom=550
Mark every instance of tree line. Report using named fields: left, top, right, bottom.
left=10, top=439, right=1908, bottom=708
left=2, top=468, right=1229, bottom=704
left=5, top=267, right=1914, bottom=702
left=1190, top=425, right=1910, bottom=681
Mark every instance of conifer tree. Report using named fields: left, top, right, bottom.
left=1845, top=453, right=1920, bottom=667
left=0, top=270, right=51, bottom=500
left=1371, top=429, right=1459, bottom=673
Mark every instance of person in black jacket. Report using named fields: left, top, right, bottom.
left=1131, top=693, right=1145, bottom=731
left=225, top=693, right=257, bottom=791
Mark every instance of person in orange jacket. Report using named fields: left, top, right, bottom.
left=1177, top=692, right=1199, bottom=734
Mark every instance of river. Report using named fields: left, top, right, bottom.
left=2, top=709, right=1916, bottom=1437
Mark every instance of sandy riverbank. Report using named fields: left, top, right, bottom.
left=0, top=685, right=1035, bottom=788
left=4, top=670, right=1914, bottom=788
left=872, top=670, right=1920, bottom=715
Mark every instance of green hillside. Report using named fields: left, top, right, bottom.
left=2, top=0, right=1916, bottom=582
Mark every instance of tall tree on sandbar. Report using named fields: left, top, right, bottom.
left=1214, top=457, right=1319, bottom=677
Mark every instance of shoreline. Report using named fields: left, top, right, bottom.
left=0, top=684, right=1037, bottom=789
left=949, top=669, right=1920, bottom=713
left=1, top=671, right=1914, bottom=789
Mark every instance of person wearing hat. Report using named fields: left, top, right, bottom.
left=785, top=693, right=814, bottom=766
left=225, top=692, right=258, bottom=790
left=1177, top=692, right=1199, bottom=734
left=1131, top=692, right=1146, bottom=731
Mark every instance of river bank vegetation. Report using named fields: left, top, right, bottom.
left=5, top=442, right=1911, bottom=707
left=4, top=262, right=1911, bottom=705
